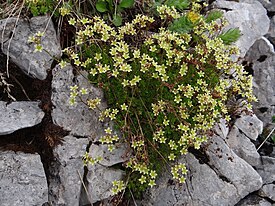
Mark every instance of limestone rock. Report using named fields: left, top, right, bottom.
left=89, top=143, right=130, bottom=167
left=255, top=156, right=275, bottom=184
left=51, top=64, right=107, bottom=138
left=226, top=125, right=260, bottom=166
left=0, top=151, right=48, bottom=206
left=214, top=0, right=270, bottom=57
left=86, top=165, right=125, bottom=203
left=245, top=37, right=275, bottom=126
left=259, top=184, right=275, bottom=201
left=0, top=16, right=61, bottom=80
left=234, top=113, right=263, bottom=141
left=48, top=136, right=89, bottom=206
left=141, top=135, right=263, bottom=206
left=236, top=194, right=272, bottom=206
left=0, top=101, right=44, bottom=135
left=257, top=0, right=275, bottom=12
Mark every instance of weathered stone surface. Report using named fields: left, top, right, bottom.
left=255, top=156, right=275, bottom=184
left=0, top=101, right=44, bottom=135
left=234, top=112, right=263, bottom=141
left=257, top=0, right=275, bottom=12
left=214, top=118, right=229, bottom=139
left=259, top=184, right=275, bottom=201
left=226, top=125, right=260, bottom=166
left=89, top=143, right=130, bottom=167
left=214, top=0, right=270, bottom=57
left=48, top=135, right=89, bottom=206
left=245, top=37, right=275, bottom=126
left=206, top=135, right=263, bottom=200
left=236, top=194, right=272, bottom=206
left=51, top=64, right=107, bottom=138
left=140, top=153, right=237, bottom=206
left=141, top=135, right=262, bottom=206
left=0, top=16, right=61, bottom=80
left=86, top=164, right=125, bottom=203
left=0, top=151, right=48, bottom=206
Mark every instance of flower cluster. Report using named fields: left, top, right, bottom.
left=60, top=1, right=255, bottom=197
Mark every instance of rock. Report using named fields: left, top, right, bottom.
left=0, top=16, right=61, bottom=80
left=205, top=135, right=263, bottom=200
left=51, top=64, right=107, bottom=138
left=214, top=118, right=229, bottom=139
left=214, top=0, right=270, bottom=57
left=48, top=135, right=89, bottom=206
left=0, top=101, right=44, bottom=135
left=0, top=151, right=48, bottom=206
left=86, top=164, right=125, bottom=203
left=245, top=37, right=275, bottom=126
left=141, top=153, right=237, bottom=206
left=255, top=156, right=275, bottom=184
left=259, top=184, right=275, bottom=201
left=89, top=143, right=130, bottom=167
left=226, top=125, right=260, bottom=166
left=257, top=0, right=275, bottom=12
left=141, top=135, right=263, bottom=206
left=236, top=194, right=272, bottom=206
left=234, top=113, right=263, bottom=141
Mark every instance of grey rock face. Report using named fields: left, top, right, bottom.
left=255, top=156, right=275, bottom=184
left=226, top=125, right=260, bottom=166
left=48, top=136, right=89, bottom=206
left=257, top=0, right=275, bottom=12
left=245, top=37, right=275, bottom=126
left=0, top=16, right=61, bottom=80
left=86, top=165, right=125, bottom=204
left=51, top=64, right=107, bottom=138
left=214, top=0, right=270, bottom=57
left=0, top=151, right=48, bottom=206
left=89, top=143, right=130, bottom=167
left=206, top=135, right=263, bottom=200
left=236, top=194, right=272, bottom=206
left=141, top=134, right=263, bottom=206
left=259, top=184, right=275, bottom=201
left=0, top=101, right=44, bottom=135
left=234, top=113, right=263, bottom=141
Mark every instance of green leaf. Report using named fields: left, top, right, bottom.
left=272, top=115, right=275, bottom=123
left=165, top=0, right=190, bottom=10
left=96, top=0, right=108, bottom=12
left=168, top=15, right=193, bottom=33
left=272, top=135, right=275, bottom=143
left=205, top=10, right=223, bottom=23
left=119, top=0, right=134, bottom=8
left=113, top=14, right=123, bottom=26
left=218, top=28, right=241, bottom=45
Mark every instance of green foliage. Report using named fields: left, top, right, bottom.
left=168, top=15, right=194, bottom=33
left=218, top=28, right=241, bottom=45
left=119, top=0, right=135, bottom=9
left=96, top=0, right=108, bottom=12
left=205, top=10, right=223, bottom=23
left=165, top=0, right=190, bottom=10
left=25, top=0, right=55, bottom=16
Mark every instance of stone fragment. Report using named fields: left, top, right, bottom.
left=0, top=101, right=44, bottom=135
left=245, top=37, right=275, bottom=126
left=141, top=135, right=263, bottom=206
left=226, top=125, right=260, bottom=166
left=89, top=143, right=130, bottom=167
left=51, top=64, right=107, bottom=138
left=234, top=113, right=263, bottom=140
left=236, top=194, right=272, bottom=206
left=259, top=184, right=275, bottom=201
left=214, top=0, right=270, bottom=57
left=255, top=156, right=275, bottom=184
left=0, top=16, right=61, bottom=80
left=141, top=153, right=241, bottom=206
left=86, top=164, right=125, bottom=203
left=48, top=136, right=89, bottom=206
left=257, top=0, right=275, bottom=12
left=206, top=135, right=263, bottom=198
left=0, top=151, right=48, bottom=206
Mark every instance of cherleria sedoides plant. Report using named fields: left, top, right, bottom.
left=51, top=0, right=255, bottom=200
